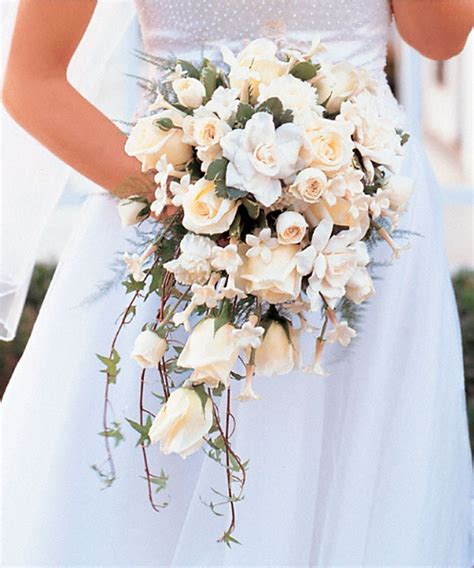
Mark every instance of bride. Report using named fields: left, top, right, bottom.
left=2, top=1, right=473, bottom=566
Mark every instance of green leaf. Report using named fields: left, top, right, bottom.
left=126, top=415, right=153, bottom=447
left=215, top=181, right=247, bottom=200
left=242, top=198, right=260, bottom=219
left=290, top=61, right=319, bottom=81
left=98, top=421, right=124, bottom=448
left=201, top=66, right=217, bottom=100
left=193, top=384, right=210, bottom=413
left=122, top=278, right=146, bottom=294
left=96, top=349, right=121, bottom=384
left=235, top=102, right=255, bottom=127
left=176, top=59, right=200, bottom=79
left=229, top=211, right=242, bottom=239
left=205, top=158, right=229, bottom=183
left=142, top=469, right=169, bottom=493
left=256, top=97, right=283, bottom=117
left=214, top=299, right=232, bottom=333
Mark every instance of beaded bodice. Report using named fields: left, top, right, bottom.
left=135, top=0, right=392, bottom=81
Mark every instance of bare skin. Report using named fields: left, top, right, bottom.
left=2, top=0, right=473, bottom=211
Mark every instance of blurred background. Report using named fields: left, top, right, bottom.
left=0, top=17, right=473, bottom=442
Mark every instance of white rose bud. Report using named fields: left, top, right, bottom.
left=117, top=196, right=147, bottom=227
left=172, top=77, right=206, bottom=109
left=149, top=387, right=213, bottom=458
left=276, top=211, right=308, bottom=245
left=255, top=321, right=297, bottom=376
left=384, top=175, right=414, bottom=212
left=131, top=330, right=167, bottom=368
left=290, top=168, right=328, bottom=203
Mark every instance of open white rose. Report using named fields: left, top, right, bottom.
left=125, top=110, right=193, bottom=171
left=223, top=39, right=289, bottom=101
left=172, top=77, right=206, bottom=109
left=290, top=168, right=328, bottom=204
left=117, top=197, right=148, bottom=227
left=305, top=116, right=354, bottom=176
left=221, top=112, right=306, bottom=207
left=238, top=242, right=302, bottom=304
left=276, top=211, right=308, bottom=244
left=182, top=179, right=239, bottom=235
left=314, top=62, right=377, bottom=114
left=177, top=318, right=240, bottom=387
left=131, top=330, right=167, bottom=368
left=149, top=387, right=213, bottom=458
left=258, top=74, right=320, bottom=122
left=164, top=233, right=215, bottom=285
left=255, top=321, right=297, bottom=376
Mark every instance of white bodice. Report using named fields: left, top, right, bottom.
left=135, top=0, right=392, bottom=81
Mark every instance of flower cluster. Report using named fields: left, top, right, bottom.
left=98, top=38, right=413, bottom=545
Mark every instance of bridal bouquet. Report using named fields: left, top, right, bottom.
left=96, top=38, right=413, bottom=545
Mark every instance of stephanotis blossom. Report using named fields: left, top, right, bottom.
left=220, top=112, right=307, bottom=206
left=245, top=228, right=279, bottom=263
left=211, top=243, right=243, bottom=274
left=232, top=315, right=265, bottom=349
left=296, top=219, right=373, bottom=309
left=327, top=321, right=357, bottom=347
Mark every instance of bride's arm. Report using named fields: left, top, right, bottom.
left=2, top=0, right=152, bottom=199
left=392, top=0, right=473, bottom=60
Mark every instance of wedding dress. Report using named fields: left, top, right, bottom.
left=2, top=0, right=472, bottom=566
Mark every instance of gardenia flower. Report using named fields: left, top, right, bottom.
left=131, top=330, right=167, bottom=368
left=172, top=77, right=206, bottom=109
left=177, top=318, right=240, bottom=387
left=245, top=228, right=279, bottom=264
left=125, top=109, right=193, bottom=171
left=149, top=387, right=213, bottom=459
left=164, top=233, right=215, bottom=285
left=117, top=196, right=147, bottom=227
left=327, top=321, right=357, bottom=347
left=123, top=252, right=147, bottom=282
left=182, top=179, right=239, bottom=235
left=203, top=86, right=240, bottom=121
left=211, top=243, right=243, bottom=274
left=254, top=320, right=297, bottom=376
left=258, top=74, right=320, bottom=123
left=296, top=219, right=372, bottom=309
left=221, top=112, right=306, bottom=207
left=276, top=211, right=308, bottom=245
left=232, top=315, right=265, bottom=349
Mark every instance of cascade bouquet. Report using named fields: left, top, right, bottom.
left=95, top=38, right=414, bottom=545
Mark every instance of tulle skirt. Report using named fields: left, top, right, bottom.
left=2, top=137, right=472, bottom=566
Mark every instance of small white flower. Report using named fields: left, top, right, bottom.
left=204, top=86, right=240, bottom=121
left=237, top=364, right=260, bottom=402
left=170, top=174, right=191, bottom=207
left=154, top=154, right=175, bottom=189
left=245, top=228, right=279, bottom=264
left=304, top=339, right=329, bottom=376
left=211, top=243, right=243, bottom=274
left=123, top=252, right=147, bottom=282
left=190, top=279, right=222, bottom=308
left=327, top=321, right=356, bottom=347
left=172, top=303, right=195, bottom=332
left=219, top=275, right=247, bottom=300
left=369, top=188, right=391, bottom=219
left=232, top=315, right=265, bottom=349
left=150, top=185, right=170, bottom=217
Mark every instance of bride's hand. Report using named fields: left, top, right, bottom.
left=151, top=204, right=179, bottom=222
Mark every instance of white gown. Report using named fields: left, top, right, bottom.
left=2, top=0, right=472, bottom=566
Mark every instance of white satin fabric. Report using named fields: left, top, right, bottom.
left=2, top=0, right=472, bottom=566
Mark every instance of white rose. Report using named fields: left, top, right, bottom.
left=182, top=179, right=239, bottom=235
left=125, top=110, right=193, bottom=171
left=193, top=115, right=231, bottom=148
left=255, top=321, right=297, bottom=376
left=314, top=62, right=376, bottom=114
left=164, top=233, right=215, bottom=285
left=149, top=387, right=213, bottom=458
left=305, top=116, right=354, bottom=175
left=384, top=175, right=414, bottom=212
left=172, top=77, right=206, bottom=109
left=238, top=242, right=302, bottom=304
left=224, top=39, right=289, bottom=101
left=131, top=330, right=167, bottom=368
left=276, top=211, right=308, bottom=244
left=221, top=112, right=305, bottom=207
left=117, top=196, right=148, bottom=227
left=258, top=74, right=319, bottom=121
left=177, top=318, right=240, bottom=387
left=290, top=168, right=328, bottom=203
